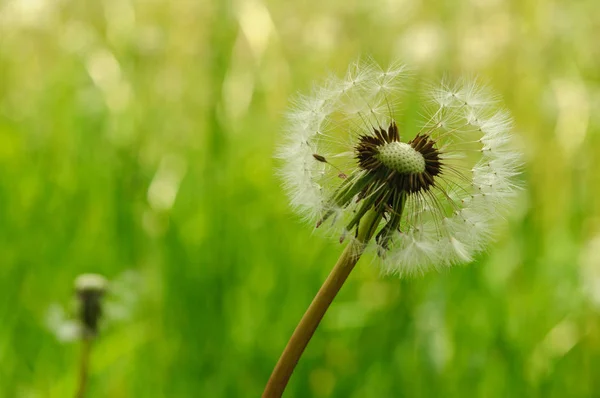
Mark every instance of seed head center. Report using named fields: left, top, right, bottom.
left=376, top=142, right=426, bottom=174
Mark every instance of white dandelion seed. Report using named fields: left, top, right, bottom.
left=278, top=59, right=522, bottom=276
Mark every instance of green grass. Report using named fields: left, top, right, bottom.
left=1, top=0, right=599, bottom=396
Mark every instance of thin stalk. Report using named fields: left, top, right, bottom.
left=75, top=337, right=93, bottom=398
left=262, top=210, right=382, bottom=398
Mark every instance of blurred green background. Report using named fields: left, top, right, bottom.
left=1, top=0, right=600, bottom=396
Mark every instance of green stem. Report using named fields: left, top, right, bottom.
left=262, top=210, right=382, bottom=398
left=75, top=338, right=92, bottom=398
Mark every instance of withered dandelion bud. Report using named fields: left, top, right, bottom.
left=74, top=274, right=108, bottom=339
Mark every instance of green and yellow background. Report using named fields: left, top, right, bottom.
left=1, top=0, right=599, bottom=396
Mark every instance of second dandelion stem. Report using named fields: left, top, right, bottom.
left=75, top=337, right=92, bottom=398
left=262, top=210, right=382, bottom=398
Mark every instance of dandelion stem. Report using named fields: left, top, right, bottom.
left=262, top=210, right=382, bottom=397
left=75, top=337, right=93, bottom=398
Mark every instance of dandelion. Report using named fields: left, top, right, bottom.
left=46, top=270, right=140, bottom=342
left=264, top=59, right=521, bottom=397
left=75, top=274, right=108, bottom=338
left=74, top=273, right=107, bottom=398
left=45, top=271, right=140, bottom=398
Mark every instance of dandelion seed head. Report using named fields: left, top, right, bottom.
left=279, top=59, right=522, bottom=276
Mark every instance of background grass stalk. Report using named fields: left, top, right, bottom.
left=263, top=210, right=382, bottom=397
left=75, top=338, right=93, bottom=398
